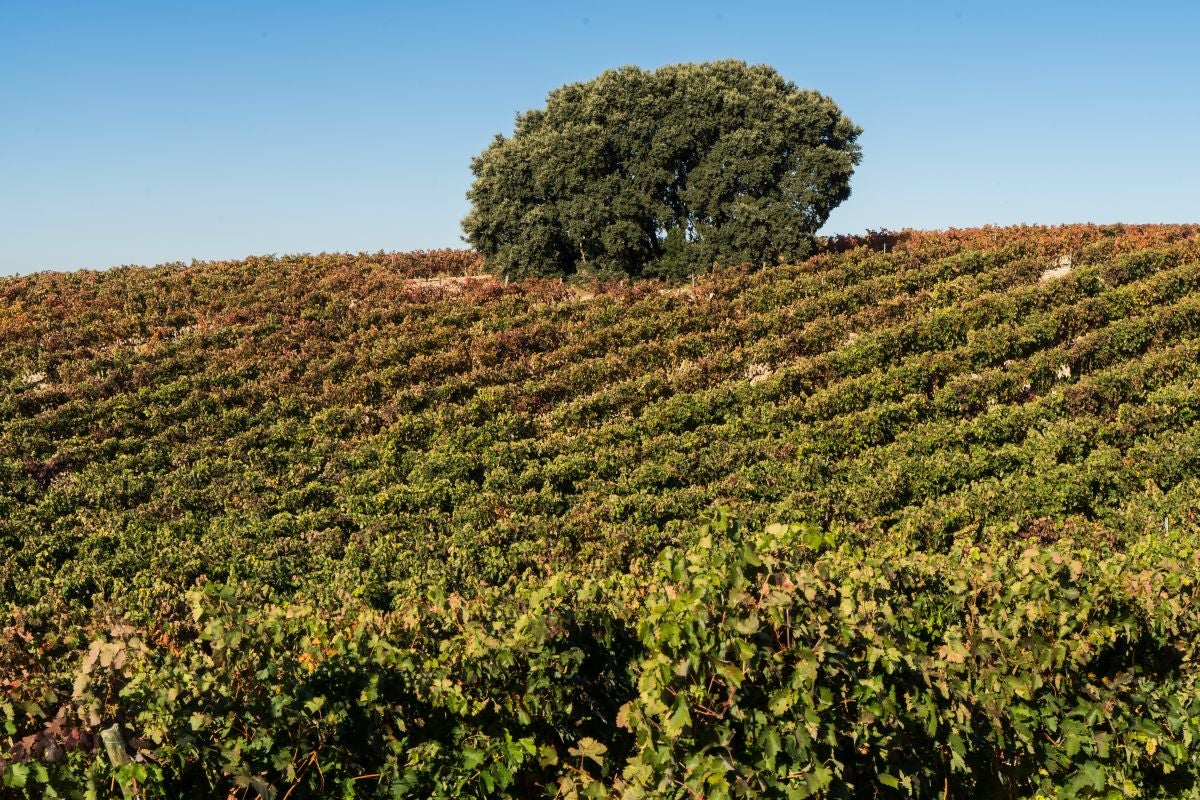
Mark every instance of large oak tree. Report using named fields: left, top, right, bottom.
left=463, top=60, right=862, bottom=279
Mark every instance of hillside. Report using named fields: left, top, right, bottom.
left=3, top=225, right=1200, bottom=797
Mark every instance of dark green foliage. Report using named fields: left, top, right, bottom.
left=463, top=61, right=862, bottom=279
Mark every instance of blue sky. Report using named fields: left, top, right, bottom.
left=2, top=0, right=1198, bottom=275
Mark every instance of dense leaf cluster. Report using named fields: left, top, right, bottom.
left=463, top=61, right=862, bottom=279
left=3, top=225, right=1200, bottom=795
left=5, top=520, right=1200, bottom=797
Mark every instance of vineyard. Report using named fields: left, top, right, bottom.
left=2, top=225, right=1200, bottom=797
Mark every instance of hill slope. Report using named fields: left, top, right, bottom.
left=3, top=226, right=1200, bottom=797
left=3, top=227, right=1199, bottom=604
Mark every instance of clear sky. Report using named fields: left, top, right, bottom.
left=3, top=0, right=1198, bottom=275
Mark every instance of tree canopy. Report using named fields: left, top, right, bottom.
left=463, top=60, right=863, bottom=280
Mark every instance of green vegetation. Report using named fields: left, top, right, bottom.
left=3, top=225, right=1200, bottom=796
left=462, top=61, right=862, bottom=279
